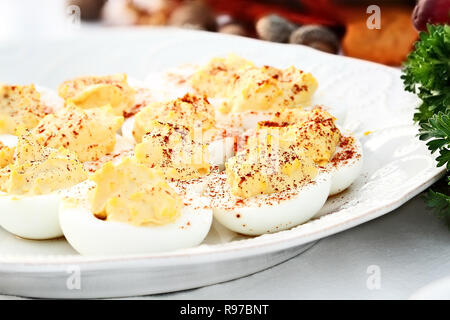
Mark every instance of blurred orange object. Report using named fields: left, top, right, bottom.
left=273, top=0, right=418, bottom=65
left=341, top=7, right=418, bottom=65
left=207, top=0, right=417, bottom=65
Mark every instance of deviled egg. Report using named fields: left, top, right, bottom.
left=57, top=73, right=135, bottom=116
left=60, top=157, right=213, bottom=255
left=0, top=84, right=62, bottom=143
left=190, top=53, right=318, bottom=132
left=207, top=106, right=362, bottom=235
left=270, top=106, right=363, bottom=195
left=0, top=130, right=88, bottom=239
left=207, top=148, right=331, bottom=235
left=122, top=93, right=235, bottom=169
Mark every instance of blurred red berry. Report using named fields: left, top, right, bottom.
left=412, top=0, right=450, bottom=31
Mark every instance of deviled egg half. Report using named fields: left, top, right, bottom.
left=0, top=96, right=129, bottom=240
left=269, top=106, right=363, bottom=196
left=0, top=83, right=63, bottom=144
left=57, top=73, right=135, bottom=117
left=0, top=130, right=88, bottom=239
left=190, top=53, right=318, bottom=132
left=206, top=150, right=331, bottom=236
left=60, top=157, right=213, bottom=255
left=122, top=93, right=235, bottom=169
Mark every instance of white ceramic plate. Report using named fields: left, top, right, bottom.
left=0, top=27, right=445, bottom=298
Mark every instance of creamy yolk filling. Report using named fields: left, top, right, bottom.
left=132, top=93, right=217, bottom=143
left=190, top=53, right=318, bottom=113
left=32, top=104, right=123, bottom=162
left=0, top=130, right=87, bottom=195
left=135, top=121, right=210, bottom=181
left=267, top=107, right=341, bottom=165
left=226, top=147, right=318, bottom=199
left=58, top=74, right=135, bottom=117
left=190, top=53, right=255, bottom=98
left=89, top=157, right=182, bottom=227
left=226, top=108, right=341, bottom=198
left=0, top=84, right=49, bottom=134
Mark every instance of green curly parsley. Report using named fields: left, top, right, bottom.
left=402, top=24, right=450, bottom=227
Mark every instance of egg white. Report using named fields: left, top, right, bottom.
left=209, top=172, right=331, bottom=236
left=120, top=116, right=135, bottom=142
left=0, top=134, right=17, bottom=147
left=208, top=136, right=235, bottom=169
left=0, top=188, right=71, bottom=240
left=36, top=85, right=64, bottom=113
left=327, top=135, right=363, bottom=196
left=215, top=110, right=274, bottom=132
left=0, top=123, right=63, bottom=240
left=0, top=87, right=62, bottom=145
left=143, top=66, right=196, bottom=101
left=59, top=200, right=213, bottom=256
left=206, top=97, right=274, bottom=132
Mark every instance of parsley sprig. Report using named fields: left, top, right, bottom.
left=402, top=24, right=450, bottom=227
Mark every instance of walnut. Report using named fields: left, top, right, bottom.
left=289, top=25, right=339, bottom=54
left=255, top=14, right=296, bottom=43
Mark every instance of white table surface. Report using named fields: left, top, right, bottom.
left=2, top=193, right=449, bottom=300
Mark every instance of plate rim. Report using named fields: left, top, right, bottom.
left=0, top=28, right=444, bottom=268
left=0, top=161, right=443, bottom=268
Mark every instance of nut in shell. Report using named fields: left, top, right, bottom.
left=289, top=25, right=340, bottom=54
left=169, top=1, right=217, bottom=31
left=219, top=24, right=247, bottom=37
left=256, top=14, right=296, bottom=43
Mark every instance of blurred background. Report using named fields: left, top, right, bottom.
left=1, top=0, right=448, bottom=66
